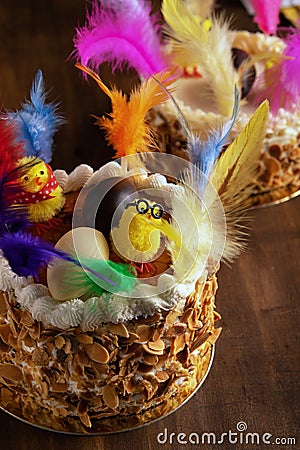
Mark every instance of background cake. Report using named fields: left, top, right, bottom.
left=144, top=0, right=300, bottom=207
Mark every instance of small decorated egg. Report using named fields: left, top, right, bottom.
left=47, top=227, right=109, bottom=301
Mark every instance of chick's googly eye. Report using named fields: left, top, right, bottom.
left=126, top=199, right=164, bottom=219
left=136, top=199, right=149, bottom=214
left=151, top=204, right=164, bottom=219
left=23, top=176, right=29, bottom=182
left=40, top=170, right=44, bottom=175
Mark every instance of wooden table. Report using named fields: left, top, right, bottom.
left=0, top=1, right=299, bottom=449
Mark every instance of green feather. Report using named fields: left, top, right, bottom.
left=64, top=259, right=137, bottom=299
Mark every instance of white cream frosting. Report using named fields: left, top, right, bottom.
left=1, top=163, right=214, bottom=330
left=54, top=164, right=94, bottom=193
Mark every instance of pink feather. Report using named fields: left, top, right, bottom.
left=73, top=0, right=167, bottom=77
left=253, top=30, right=300, bottom=114
left=250, top=0, right=281, bottom=35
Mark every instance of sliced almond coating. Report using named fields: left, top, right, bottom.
left=125, top=332, right=140, bottom=344
left=123, top=379, right=134, bottom=394
left=213, top=311, right=222, bottom=322
left=155, top=353, right=168, bottom=369
left=32, top=348, right=49, bottom=366
left=23, top=334, right=35, bottom=348
left=152, top=325, right=164, bottom=342
left=188, top=310, right=201, bottom=330
left=20, top=310, right=35, bottom=328
left=190, top=331, right=211, bottom=353
left=142, top=344, right=164, bottom=356
left=54, top=335, right=65, bottom=349
left=173, top=333, right=186, bottom=355
left=165, top=323, right=187, bottom=337
left=83, top=342, right=110, bottom=364
left=142, top=354, right=159, bottom=366
left=155, top=371, right=169, bottom=382
left=269, top=144, right=282, bottom=160
left=50, top=382, right=69, bottom=393
left=79, top=412, right=92, bottom=428
left=207, top=327, right=222, bottom=345
left=107, top=323, right=129, bottom=338
left=0, top=292, right=7, bottom=315
left=265, top=156, right=281, bottom=174
left=137, top=363, right=154, bottom=373
left=137, top=312, right=161, bottom=324
left=135, top=325, right=153, bottom=343
left=75, top=333, right=94, bottom=344
left=28, top=322, right=41, bottom=340
left=0, top=324, right=11, bottom=345
left=165, top=310, right=180, bottom=326
left=40, top=381, right=49, bottom=398
left=102, top=385, right=119, bottom=410
left=7, top=334, right=18, bottom=349
left=176, top=346, right=189, bottom=366
left=1, top=387, right=14, bottom=405
left=180, top=308, right=194, bottom=323
left=148, top=339, right=165, bottom=352
left=0, top=364, right=23, bottom=382
left=64, top=337, right=72, bottom=354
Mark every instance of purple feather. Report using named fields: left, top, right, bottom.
left=0, top=231, right=77, bottom=278
left=0, top=231, right=119, bottom=289
left=73, top=0, right=167, bottom=77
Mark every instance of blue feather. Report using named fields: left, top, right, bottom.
left=188, top=86, right=239, bottom=178
left=8, top=70, right=64, bottom=163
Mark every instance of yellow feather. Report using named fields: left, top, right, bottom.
left=210, top=100, right=269, bottom=261
left=162, top=0, right=238, bottom=117
left=211, top=100, right=269, bottom=208
left=76, top=64, right=174, bottom=157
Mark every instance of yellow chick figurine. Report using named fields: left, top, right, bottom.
left=15, top=156, right=65, bottom=223
left=111, top=198, right=180, bottom=273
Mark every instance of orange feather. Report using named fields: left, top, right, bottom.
left=76, top=64, right=174, bottom=157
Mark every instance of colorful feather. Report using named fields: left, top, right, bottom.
left=249, top=0, right=281, bottom=35
left=0, top=230, right=127, bottom=292
left=0, top=231, right=78, bottom=278
left=63, top=258, right=137, bottom=298
left=162, top=0, right=238, bottom=116
left=0, top=119, right=34, bottom=234
left=7, top=70, right=64, bottom=163
left=151, top=74, right=239, bottom=186
left=77, top=64, right=172, bottom=157
left=253, top=30, right=300, bottom=113
left=210, top=100, right=269, bottom=259
left=73, top=0, right=167, bottom=78
left=166, top=174, right=225, bottom=281
left=187, top=86, right=239, bottom=180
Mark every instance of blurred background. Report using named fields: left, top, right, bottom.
left=0, top=0, right=259, bottom=172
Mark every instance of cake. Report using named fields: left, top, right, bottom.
left=146, top=1, right=300, bottom=207
left=0, top=155, right=222, bottom=433
left=0, top=0, right=270, bottom=434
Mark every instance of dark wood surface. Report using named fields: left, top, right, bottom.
left=0, top=1, right=299, bottom=449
